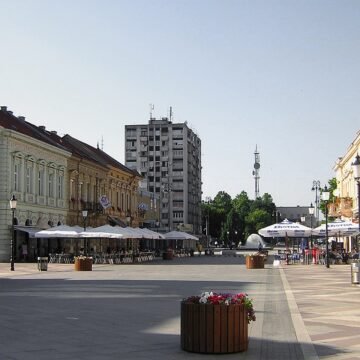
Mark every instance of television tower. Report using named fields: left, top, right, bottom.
left=252, top=145, right=260, bottom=198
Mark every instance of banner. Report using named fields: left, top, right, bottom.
left=99, top=195, right=111, bottom=209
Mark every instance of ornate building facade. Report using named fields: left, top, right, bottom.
left=333, top=130, right=360, bottom=251
left=0, top=106, right=143, bottom=262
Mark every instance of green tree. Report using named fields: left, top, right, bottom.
left=232, top=191, right=251, bottom=244
left=245, top=208, right=269, bottom=238
left=319, top=178, right=337, bottom=222
left=203, top=190, right=277, bottom=247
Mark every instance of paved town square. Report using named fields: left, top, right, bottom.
left=0, top=254, right=359, bottom=360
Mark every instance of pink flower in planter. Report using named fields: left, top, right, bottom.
left=183, top=291, right=256, bottom=323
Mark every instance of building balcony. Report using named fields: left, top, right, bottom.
left=328, top=197, right=353, bottom=218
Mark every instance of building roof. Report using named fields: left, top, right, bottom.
left=0, top=106, right=68, bottom=152
left=0, top=106, right=141, bottom=178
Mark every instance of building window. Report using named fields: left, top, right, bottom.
left=86, top=183, right=91, bottom=202
left=26, top=167, right=33, bottom=193
left=48, top=174, right=54, bottom=197
left=126, top=194, right=130, bottom=211
left=38, top=170, right=44, bottom=196
left=58, top=175, right=64, bottom=198
left=14, top=163, right=20, bottom=191
left=173, top=211, right=183, bottom=218
left=48, top=173, right=54, bottom=197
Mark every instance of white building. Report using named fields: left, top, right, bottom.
left=125, top=116, right=202, bottom=234
left=0, top=106, right=71, bottom=262
left=333, top=130, right=360, bottom=251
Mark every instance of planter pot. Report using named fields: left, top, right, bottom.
left=74, top=257, right=93, bottom=271
left=181, top=303, right=248, bottom=353
left=246, top=255, right=264, bottom=269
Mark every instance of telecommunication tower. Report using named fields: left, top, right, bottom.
left=252, top=145, right=260, bottom=198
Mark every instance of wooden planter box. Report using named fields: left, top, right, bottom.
left=74, top=257, right=93, bottom=271
left=246, top=255, right=264, bottom=269
left=181, top=303, right=248, bottom=353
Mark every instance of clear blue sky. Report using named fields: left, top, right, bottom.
left=1, top=0, right=359, bottom=207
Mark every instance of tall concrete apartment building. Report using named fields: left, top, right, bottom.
left=125, top=116, right=202, bottom=234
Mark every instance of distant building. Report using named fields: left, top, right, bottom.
left=275, top=206, right=317, bottom=228
left=125, top=116, right=202, bottom=233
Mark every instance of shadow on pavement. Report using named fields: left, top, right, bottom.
left=0, top=277, right=346, bottom=360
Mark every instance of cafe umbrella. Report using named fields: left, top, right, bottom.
left=258, top=219, right=312, bottom=238
left=312, top=219, right=360, bottom=237
left=35, top=225, right=83, bottom=238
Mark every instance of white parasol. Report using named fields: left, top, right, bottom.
left=258, top=219, right=312, bottom=238
left=163, top=231, right=199, bottom=240
left=135, top=227, right=166, bottom=239
left=312, top=219, right=359, bottom=237
left=79, top=225, right=130, bottom=239
left=35, top=225, right=83, bottom=238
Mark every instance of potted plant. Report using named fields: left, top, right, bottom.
left=246, top=253, right=265, bottom=269
left=181, top=291, right=255, bottom=353
left=74, top=255, right=92, bottom=271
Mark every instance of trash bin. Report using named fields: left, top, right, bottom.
left=37, top=257, right=48, bottom=271
left=351, top=262, right=360, bottom=284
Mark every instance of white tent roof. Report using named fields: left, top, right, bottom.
left=135, top=227, right=166, bottom=239
left=163, top=231, right=199, bottom=240
left=35, top=225, right=83, bottom=238
left=79, top=225, right=143, bottom=239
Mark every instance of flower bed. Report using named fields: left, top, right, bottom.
left=181, top=292, right=255, bottom=353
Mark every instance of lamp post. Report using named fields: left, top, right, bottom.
left=309, top=203, right=315, bottom=248
left=204, top=197, right=212, bottom=249
left=82, top=210, right=88, bottom=256
left=312, top=180, right=321, bottom=225
left=9, top=195, right=17, bottom=271
left=351, top=153, right=360, bottom=251
left=300, top=216, right=306, bottom=252
left=322, top=186, right=330, bottom=268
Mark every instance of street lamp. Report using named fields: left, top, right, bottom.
left=82, top=210, right=88, bottom=256
left=299, top=216, right=306, bottom=252
left=9, top=195, right=17, bottom=271
left=351, top=153, right=360, bottom=251
left=312, top=180, right=321, bottom=225
left=309, top=203, right=315, bottom=248
left=204, top=197, right=212, bottom=248
left=322, top=186, right=330, bottom=268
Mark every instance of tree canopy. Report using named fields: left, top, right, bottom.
left=201, top=190, right=276, bottom=246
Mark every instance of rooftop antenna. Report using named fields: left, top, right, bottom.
left=169, top=106, right=173, bottom=122
left=252, top=145, right=260, bottom=199
left=101, top=136, right=104, bottom=151
left=149, top=104, right=154, bottom=119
